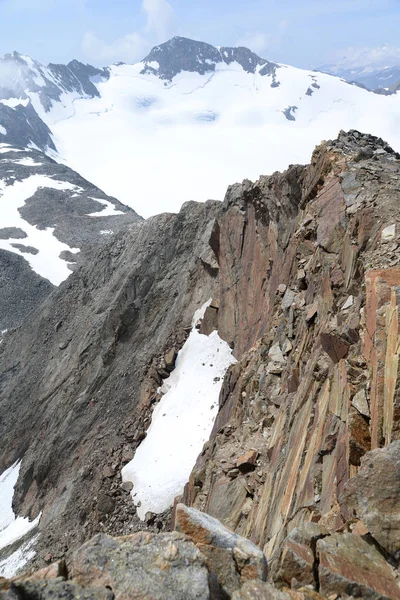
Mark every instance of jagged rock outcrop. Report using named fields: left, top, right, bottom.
left=1, top=130, right=400, bottom=599
left=181, top=130, right=400, bottom=596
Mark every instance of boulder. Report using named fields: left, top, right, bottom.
left=237, top=450, right=259, bottom=473
left=317, top=533, right=400, bottom=600
left=72, top=531, right=212, bottom=600
left=274, top=523, right=328, bottom=588
left=341, top=441, right=400, bottom=557
left=174, top=504, right=267, bottom=596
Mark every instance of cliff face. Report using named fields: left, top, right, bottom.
left=184, top=131, right=400, bottom=593
left=1, top=131, right=400, bottom=598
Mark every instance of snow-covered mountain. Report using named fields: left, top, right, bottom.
left=0, top=143, right=140, bottom=330
left=1, top=36, right=400, bottom=217
left=317, top=63, right=400, bottom=93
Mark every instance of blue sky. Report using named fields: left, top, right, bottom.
left=0, top=0, right=399, bottom=69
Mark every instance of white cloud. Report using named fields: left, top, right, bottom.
left=236, top=21, right=288, bottom=57
left=332, top=44, right=400, bottom=70
left=81, top=0, right=174, bottom=64
left=82, top=31, right=147, bottom=64
left=143, top=0, right=174, bottom=41
left=236, top=33, right=271, bottom=55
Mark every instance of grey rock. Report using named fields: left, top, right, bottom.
left=0, top=198, right=221, bottom=559
left=0, top=580, right=113, bottom=599
left=72, top=532, right=212, bottom=600
left=232, top=581, right=292, bottom=599
left=175, top=504, right=267, bottom=596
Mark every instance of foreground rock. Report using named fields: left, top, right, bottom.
left=72, top=531, right=211, bottom=600
left=0, top=516, right=271, bottom=600
left=175, top=504, right=267, bottom=596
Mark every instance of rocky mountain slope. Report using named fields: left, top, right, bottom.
left=1, top=38, right=399, bottom=216
left=0, top=143, right=140, bottom=330
left=0, top=130, right=400, bottom=598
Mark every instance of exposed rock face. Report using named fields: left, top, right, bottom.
left=0, top=103, right=55, bottom=152
left=182, top=130, right=400, bottom=593
left=0, top=52, right=108, bottom=113
left=317, top=534, right=400, bottom=600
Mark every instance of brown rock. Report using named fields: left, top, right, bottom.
left=200, top=306, right=219, bottom=336
left=305, top=303, right=318, bottom=324
left=237, top=450, right=258, bottom=473
left=341, top=441, right=400, bottom=557
left=164, top=347, right=177, bottom=371
left=320, top=332, right=350, bottom=363
left=317, top=533, right=400, bottom=600
left=348, top=409, right=371, bottom=466
left=275, top=524, right=328, bottom=588
left=232, top=581, right=324, bottom=600
left=206, top=476, right=248, bottom=531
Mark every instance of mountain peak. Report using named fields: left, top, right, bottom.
left=141, top=36, right=279, bottom=82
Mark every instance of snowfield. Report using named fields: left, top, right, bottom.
left=122, top=300, right=237, bottom=519
left=30, top=59, right=400, bottom=218
left=0, top=462, right=40, bottom=578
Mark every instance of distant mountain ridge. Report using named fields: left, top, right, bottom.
left=317, top=63, right=400, bottom=93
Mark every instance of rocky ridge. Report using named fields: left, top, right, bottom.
left=0, top=131, right=400, bottom=598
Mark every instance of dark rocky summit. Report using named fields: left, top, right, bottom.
left=1, top=131, right=400, bottom=598
left=141, top=36, right=279, bottom=83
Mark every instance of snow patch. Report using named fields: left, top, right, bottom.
left=0, top=125, right=6, bottom=135
left=0, top=462, right=40, bottom=557
left=87, top=197, right=124, bottom=217
left=122, top=301, right=236, bottom=519
left=12, top=157, right=42, bottom=167
left=0, top=536, right=38, bottom=578
left=0, top=98, right=30, bottom=109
